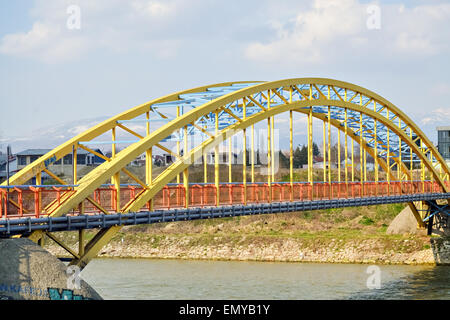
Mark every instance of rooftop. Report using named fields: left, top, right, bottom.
left=16, top=148, right=94, bottom=156
left=16, top=149, right=52, bottom=156
left=437, top=126, right=450, bottom=131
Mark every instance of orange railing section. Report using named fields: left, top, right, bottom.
left=0, top=180, right=449, bottom=219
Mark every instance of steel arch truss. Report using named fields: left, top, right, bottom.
left=3, top=78, right=449, bottom=268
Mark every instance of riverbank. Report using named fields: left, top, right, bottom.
left=44, top=203, right=446, bottom=265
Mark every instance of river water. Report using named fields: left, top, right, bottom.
left=80, top=259, right=450, bottom=300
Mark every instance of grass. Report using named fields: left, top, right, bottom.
left=359, top=216, right=375, bottom=226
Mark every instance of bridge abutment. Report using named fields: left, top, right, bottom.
left=430, top=237, right=450, bottom=265
left=387, top=204, right=450, bottom=265
left=0, top=238, right=102, bottom=300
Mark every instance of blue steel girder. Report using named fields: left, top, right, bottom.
left=294, top=88, right=413, bottom=163
left=149, top=83, right=263, bottom=142
left=143, top=81, right=432, bottom=168
left=312, top=105, right=404, bottom=161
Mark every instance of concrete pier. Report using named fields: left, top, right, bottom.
left=431, top=237, right=450, bottom=265
left=0, top=238, right=102, bottom=300
left=387, top=206, right=450, bottom=265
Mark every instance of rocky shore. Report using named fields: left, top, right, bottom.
left=46, top=234, right=436, bottom=265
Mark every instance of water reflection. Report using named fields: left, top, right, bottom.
left=350, top=266, right=450, bottom=300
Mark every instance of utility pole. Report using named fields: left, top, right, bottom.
left=6, top=145, right=11, bottom=186
left=6, top=145, right=11, bottom=215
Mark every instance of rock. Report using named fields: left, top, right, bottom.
left=386, top=206, right=419, bottom=235
left=0, top=238, right=102, bottom=300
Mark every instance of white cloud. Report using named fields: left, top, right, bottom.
left=0, top=22, right=89, bottom=63
left=421, top=108, right=450, bottom=125
left=131, top=0, right=176, bottom=18
left=2, top=0, right=450, bottom=65
left=68, top=125, right=90, bottom=135
left=0, top=0, right=189, bottom=63
left=245, top=0, right=450, bottom=64
left=389, top=3, right=450, bottom=56
left=245, top=0, right=366, bottom=63
left=1, top=22, right=56, bottom=54
left=395, top=32, right=436, bottom=55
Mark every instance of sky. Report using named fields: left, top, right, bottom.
left=0, top=0, right=450, bottom=153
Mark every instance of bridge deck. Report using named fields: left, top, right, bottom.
left=0, top=180, right=448, bottom=220
left=1, top=191, right=449, bottom=237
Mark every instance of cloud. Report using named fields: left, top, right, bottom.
left=0, top=0, right=190, bottom=63
left=421, top=108, right=450, bottom=125
left=0, top=21, right=89, bottom=63
left=244, top=0, right=450, bottom=65
left=245, top=0, right=366, bottom=63
left=131, top=0, right=176, bottom=18
left=2, top=0, right=450, bottom=65
left=0, top=22, right=56, bottom=54
left=68, top=125, right=91, bottom=136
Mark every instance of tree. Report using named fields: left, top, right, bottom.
left=256, top=150, right=261, bottom=165
left=300, top=145, right=308, bottom=166
left=312, top=142, right=320, bottom=157
left=293, top=146, right=302, bottom=168
left=278, top=151, right=289, bottom=168
left=293, top=145, right=308, bottom=168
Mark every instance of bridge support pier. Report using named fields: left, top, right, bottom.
left=424, top=200, right=450, bottom=236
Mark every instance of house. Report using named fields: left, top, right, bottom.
left=16, top=148, right=106, bottom=177
left=131, top=153, right=175, bottom=167
left=302, top=156, right=338, bottom=169
left=131, top=154, right=146, bottom=167
left=153, top=154, right=175, bottom=167
left=312, top=161, right=339, bottom=169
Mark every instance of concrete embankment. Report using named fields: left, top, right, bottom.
left=0, top=238, right=102, bottom=300
left=66, top=234, right=437, bottom=265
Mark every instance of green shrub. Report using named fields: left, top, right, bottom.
left=359, top=216, right=375, bottom=225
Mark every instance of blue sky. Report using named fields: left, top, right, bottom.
left=0, top=0, right=449, bottom=152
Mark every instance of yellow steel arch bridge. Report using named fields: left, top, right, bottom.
left=1, top=78, right=449, bottom=269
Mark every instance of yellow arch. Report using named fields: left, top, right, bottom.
left=20, top=79, right=447, bottom=215
left=69, top=99, right=429, bottom=268
left=42, top=80, right=447, bottom=220
left=9, top=77, right=447, bottom=267
left=9, top=78, right=447, bottom=195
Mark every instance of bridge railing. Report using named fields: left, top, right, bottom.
left=0, top=180, right=448, bottom=219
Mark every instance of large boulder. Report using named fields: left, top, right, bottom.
left=386, top=206, right=419, bottom=235
left=0, top=238, right=102, bottom=300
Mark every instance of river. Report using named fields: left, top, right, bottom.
left=79, top=259, right=450, bottom=300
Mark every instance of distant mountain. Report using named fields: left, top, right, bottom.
left=0, top=116, right=110, bottom=154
